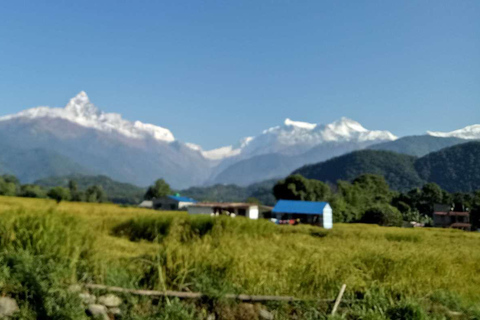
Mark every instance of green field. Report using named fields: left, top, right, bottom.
left=1, top=196, right=480, bottom=319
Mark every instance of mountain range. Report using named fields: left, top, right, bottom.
left=0, top=91, right=478, bottom=188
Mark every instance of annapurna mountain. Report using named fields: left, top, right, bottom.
left=0, top=91, right=476, bottom=187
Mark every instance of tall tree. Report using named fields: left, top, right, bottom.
left=273, top=174, right=330, bottom=202
left=144, top=179, right=172, bottom=200
left=85, top=185, right=107, bottom=203
left=0, top=175, right=18, bottom=196
left=48, top=187, right=71, bottom=203
left=68, top=180, right=83, bottom=201
left=419, top=183, right=444, bottom=214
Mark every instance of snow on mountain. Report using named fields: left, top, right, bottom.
left=0, top=91, right=175, bottom=142
left=192, top=137, right=254, bottom=160
left=204, top=117, right=397, bottom=160
left=427, top=124, right=480, bottom=140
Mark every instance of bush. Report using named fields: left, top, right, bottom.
left=0, top=210, right=97, bottom=318
left=19, top=184, right=47, bottom=198
left=362, top=204, right=403, bottom=227
left=386, top=302, right=426, bottom=320
left=47, top=186, right=71, bottom=203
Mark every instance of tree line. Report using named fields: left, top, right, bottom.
left=274, top=174, right=480, bottom=228
left=0, top=175, right=107, bottom=203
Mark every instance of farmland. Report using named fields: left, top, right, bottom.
left=1, top=196, right=480, bottom=319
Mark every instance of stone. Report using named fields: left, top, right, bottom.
left=86, top=304, right=109, bottom=320
left=0, top=297, right=19, bottom=318
left=98, top=294, right=122, bottom=307
left=259, top=309, right=274, bottom=320
left=207, top=314, right=215, bottom=320
left=79, top=293, right=96, bottom=305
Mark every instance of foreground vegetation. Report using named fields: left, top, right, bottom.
left=1, top=196, right=480, bottom=319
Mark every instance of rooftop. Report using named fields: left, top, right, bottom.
left=272, top=200, right=329, bottom=215
left=168, top=195, right=197, bottom=203
left=190, top=202, right=260, bottom=209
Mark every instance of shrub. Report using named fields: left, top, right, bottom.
left=362, top=204, right=403, bottom=227
left=0, top=210, right=96, bottom=318
left=47, top=186, right=71, bottom=203
left=386, top=302, right=426, bottom=320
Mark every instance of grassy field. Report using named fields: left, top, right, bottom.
left=1, top=196, right=480, bottom=319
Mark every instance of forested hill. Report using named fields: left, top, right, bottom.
left=294, top=150, right=423, bottom=191
left=35, top=174, right=146, bottom=204
left=180, top=179, right=277, bottom=206
left=294, top=142, right=480, bottom=192
left=415, top=141, right=480, bottom=192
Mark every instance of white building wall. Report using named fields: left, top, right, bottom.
left=178, top=201, right=195, bottom=210
left=322, top=204, right=333, bottom=229
left=247, top=206, right=259, bottom=220
left=187, top=206, right=214, bottom=215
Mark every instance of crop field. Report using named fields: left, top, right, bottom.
left=1, top=196, right=480, bottom=319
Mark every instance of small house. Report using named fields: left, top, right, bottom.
left=272, top=200, right=333, bottom=229
left=187, top=202, right=271, bottom=219
left=153, top=195, right=197, bottom=211
left=433, top=204, right=471, bottom=231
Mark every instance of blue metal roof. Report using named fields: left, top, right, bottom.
left=168, top=195, right=197, bottom=203
left=272, top=200, right=329, bottom=215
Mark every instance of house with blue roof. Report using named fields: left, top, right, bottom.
left=272, top=200, right=333, bottom=229
left=152, top=194, right=197, bottom=211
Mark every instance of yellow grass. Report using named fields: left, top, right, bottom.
left=2, top=195, right=480, bottom=318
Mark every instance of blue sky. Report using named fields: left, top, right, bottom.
left=0, top=1, right=478, bottom=149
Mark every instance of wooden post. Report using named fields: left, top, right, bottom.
left=331, top=284, right=346, bottom=316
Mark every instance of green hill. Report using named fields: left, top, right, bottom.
left=35, top=174, right=146, bottom=204
left=0, top=146, right=92, bottom=183
left=415, top=141, right=480, bottom=192
left=181, top=179, right=277, bottom=206
left=294, top=150, right=424, bottom=191
left=294, top=142, right=480, bottom=192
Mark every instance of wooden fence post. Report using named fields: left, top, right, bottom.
left=331, top=284, right=346, bottom=316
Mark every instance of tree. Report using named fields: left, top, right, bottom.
left=361, top=204, right=403, bottom=227
left=47, top=187, right=71, bottom=203
left=144, top=179, right=172, bottom=200
left=85, top=185, right=107, bottom=203
left=0, top=175, right=17, bottom=196
left=19, top=185, right=47, bottom=198
left=68, top=180, right=84, bottom=201
left=352, top=174, right=392, bottom=204
left=419, top=183, right=444, bottom=214
left=469, top=191, right=480, bottom=229
left=273, top=174, right=331, bottom=201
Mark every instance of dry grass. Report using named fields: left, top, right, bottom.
left=1, top=196, right=480, bottom=319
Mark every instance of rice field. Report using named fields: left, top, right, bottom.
left=1, top=195, right=480, bottom=319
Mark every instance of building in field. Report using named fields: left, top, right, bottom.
left=272, top=200, right=333, bottom=229
left=152, top=195, right=197, bottom=211
left=187, top=202, right=272, bottom=219
left=433, top=204, right=471, bottom=231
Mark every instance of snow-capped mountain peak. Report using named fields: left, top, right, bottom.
left=0, top=92, right=175, bottom=142
left=284, top=118, right=317, bottom=130
left=427, top=124, right=480, bottom=140
left=64, top=91, right=100, bottom=118
left=201, top=117, right=397, bottom=161
left=327, top=117, right=368, bottom=134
